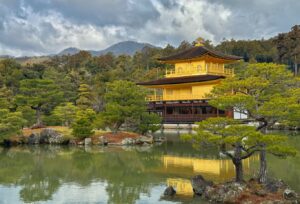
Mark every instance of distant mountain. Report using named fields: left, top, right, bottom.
left=91, top=41, right=156, bottom=56
left=57, top=41, right=157, bottom=57
left=57, top=47, right=81, bottom=56
left=0, top=55, right=13, bottom=59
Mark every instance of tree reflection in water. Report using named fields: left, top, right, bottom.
left=0, top=134, right=296, bottom=203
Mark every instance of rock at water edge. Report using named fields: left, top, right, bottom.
left=164, top=186, right=176, bottom=196
left=28, top=133, right=40, bottom=145
left=283, top=189, right=298, bottom=200
left=121, top=138, right=135, bottom=145
left=84, top=138, right=92, bottom=145
left=40, top=128, right=64, bottom=144
left=99, top=136, right=108, bottom=146
left=191, top=175, right=213, bottom=196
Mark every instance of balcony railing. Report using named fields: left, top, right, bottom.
left=146, top=95, right=163, bottom=101
left=163, top=113, right=226, bottom=123
left=165, top=64, right=234, bottom=78
left=146, top=94, right=206, bottom=101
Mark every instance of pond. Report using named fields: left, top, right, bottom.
left=0, top=130, right=299, bottom=204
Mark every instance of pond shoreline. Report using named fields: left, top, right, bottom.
left=0, top=131, right=299, bottom=203
left=161, top=123, right=300, bottom=131
left=164, top=175, right=299, bottom=203
left=2, top=127, right=164, bottom=147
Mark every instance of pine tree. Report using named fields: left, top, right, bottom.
left=16, top=79, right=63, bottom=126
left=72, top=109, right=96, bottom=139
left=0, top=109, right=26, bottom=142
left=182, top=118, right=297, bottom=183
left=101, top=80, right=146, bottom=133
left=208, top=63, right=300, bottom=182
left=76, top=83, right=94, bottom=109
left=0, top=86, right=14, bottom=110
left=53, top=103, right=78, bottom=126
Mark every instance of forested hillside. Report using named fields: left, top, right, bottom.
left=215, top=25, right=300, bottom=73
left=0, top=25, right=299, bottom=130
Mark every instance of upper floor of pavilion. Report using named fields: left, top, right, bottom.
left=158, top=45, right=242, bottom=78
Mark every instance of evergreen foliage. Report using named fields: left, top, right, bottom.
left=0, top=109, right=26, bottom=142
left=101, top=80, right=146, bottom=132
left=275, top=25, right=300, bottom=75
left=0, top=86, right=14, bottom=110
left=0, top=25, right=300, bottom=141
left=72, top=109, right=96, bottom=139
left=76, top=84, right=94, bottom=109
left=72, top=117, right=94, bottom=139
left=53, top=103, right=78, bottom=126
left=16, top=79, right=64, bottom=126
left=207, top=63, right=300, bottom=182
left=137, top=112, right=162, bottom=135
left=182, top=118, right=297, bottom=182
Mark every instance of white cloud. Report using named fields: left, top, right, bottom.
left=135, top=0, right=232, bottom=46
left=0, top=0, right=299, bottom=56
left=0, top=4, right=128, bottom=56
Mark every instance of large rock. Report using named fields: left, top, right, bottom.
left=264, top=179, right=287, bottom=193
left=138, top=135, right=154, bottom=144
left=121, top=138, right=135, bottom=145
left=191, top=175, right=213, bottom=196
left=154, top=136, right=166, bottom=143
left=69, top=139, right=77, bottom=145
left=39, top=128, right=64, bottom=144
left=204, top=182, right=245, bottom=203
left=84, top=138, right=92, bottom=145
left=98, top=136, right=108, bottom=146
left=164, top=186, right=176, bottom=196
left=283, top=189, right=298, bottom=201
left=28, top=133, right=40, bottom=145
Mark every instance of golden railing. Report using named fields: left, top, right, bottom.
left=145, top=95, right=163, bottom=101
left=146, top=94, right=205, bottom=101
left=165, top=67, right=204, bottom=78
left=165, top=64, right=234, bottom=78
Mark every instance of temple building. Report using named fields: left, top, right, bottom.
left=137, top=43, right=242, bottom=123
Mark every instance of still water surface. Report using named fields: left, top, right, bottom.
left=0, top=130, right=299, bottom=204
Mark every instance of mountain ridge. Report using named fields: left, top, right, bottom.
left=57, top=41, right=157, bottom=56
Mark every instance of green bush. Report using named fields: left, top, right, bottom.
left=72, top=117, right=94, bottom=139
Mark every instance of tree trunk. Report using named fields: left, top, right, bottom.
left=258, top=145, right=267, bottom=183
left=112, top=122, right=122, bottom=134
left=36, top=108, right=42, bottom=126
left=295, top=62, right=298, bottom=76
left=233, top=158, right=243, bottom=182
left=233, top=143, right=243, bottom=182
left=257, top=122, right=268, bottom=183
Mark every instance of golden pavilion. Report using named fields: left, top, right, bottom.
left=137, top=43, right=242, bottom=123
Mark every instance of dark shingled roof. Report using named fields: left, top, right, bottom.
left=158, top=46, right=242, bottom=62
left=137, top=75, right=225, bottom=86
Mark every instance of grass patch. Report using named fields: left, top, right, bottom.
left=22, top=126, right=108, bottom=140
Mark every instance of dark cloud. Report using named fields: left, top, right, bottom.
left=17, top=0, right=160, bottom=27
left=0, top=0, right=299, bottom=56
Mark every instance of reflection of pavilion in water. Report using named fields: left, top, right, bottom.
left=162, top=155, right=259, bottom=196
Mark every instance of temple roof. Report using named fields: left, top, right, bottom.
left=158, top=46, right=242, bottom=62
left=137, top=75, right=225, bottom=86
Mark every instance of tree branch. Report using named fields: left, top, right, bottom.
left=221, top=150, right=234, bottom=159
left=246, top=145, right=260, bottom=152
left=241, top=149, right=259, bottom=160
left=256, top=120, right=268, bottom=131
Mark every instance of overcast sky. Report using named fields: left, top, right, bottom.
left=0, top=0, right=299, bottom=56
